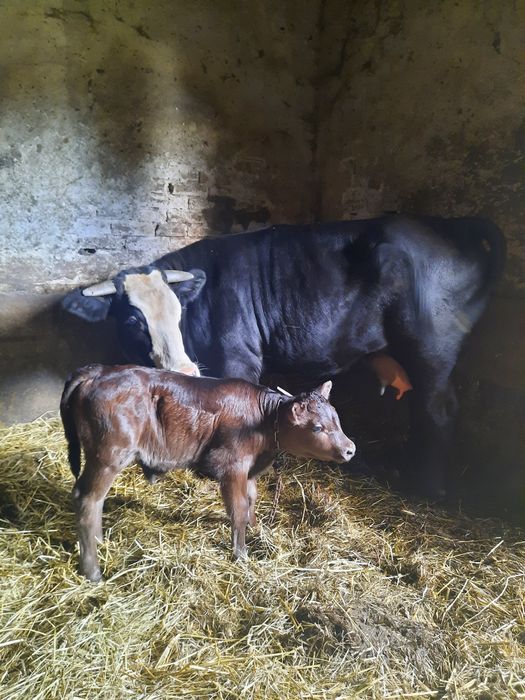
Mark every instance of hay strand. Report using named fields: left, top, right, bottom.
left=0, top=414, right=524, bottom=699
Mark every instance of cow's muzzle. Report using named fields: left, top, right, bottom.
left=178, top=363, right=200, bottom=377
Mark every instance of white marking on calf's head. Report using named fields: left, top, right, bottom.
left=123, top=270, right=199, bottom=375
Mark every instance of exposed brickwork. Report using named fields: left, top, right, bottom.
left=0, top=0, right=318, bottom=294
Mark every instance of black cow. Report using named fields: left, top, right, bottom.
left=62, top=215, right=506, bottom=496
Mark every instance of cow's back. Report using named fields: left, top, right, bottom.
left=153, top=216, right=504, bottom=381
left=160, top=222, right=376, bottom=376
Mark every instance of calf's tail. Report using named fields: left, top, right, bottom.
left=60, top=364, right=101, bottom=481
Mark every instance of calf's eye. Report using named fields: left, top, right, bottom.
left=312, top=425, right=323, bottom=433
left=125, top=316, right=138, bottom=326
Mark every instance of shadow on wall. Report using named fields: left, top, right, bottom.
left=80, top=38, right=152, bottom=181
left=0, top=296, right=120, bottom=426
left=58, top=1, right=315, bottom=240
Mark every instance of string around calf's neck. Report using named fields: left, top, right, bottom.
left=273, top=386, right=293, bottom=453
left=270, top=399, right=286, bottom=525
left=273, top=397, right=283, bottom=452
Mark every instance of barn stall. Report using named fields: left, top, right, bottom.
left=1, top=1, right=524, bottom=698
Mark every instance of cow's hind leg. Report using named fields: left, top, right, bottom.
left=407, top=369, right=458, bottom=497
left=393, top=342, right=460, bottom=498
left=73, top=460, right=119, bottom=581
left=387, top=321, right=463, bottom=498
left=220, top=473, right=250, bottom=559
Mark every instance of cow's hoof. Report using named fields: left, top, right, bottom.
left=416, top=482, right=447, bottom=502
left=399, top=466, right=446, bottom=500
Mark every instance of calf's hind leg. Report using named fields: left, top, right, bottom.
left=220, top=473, right=250, bottom=560
left=247, top=478, right=257, bottom=527
left=73, top=461, right=119, bottom=582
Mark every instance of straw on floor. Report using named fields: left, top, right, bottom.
left=0, top=414, right=524, bottom=699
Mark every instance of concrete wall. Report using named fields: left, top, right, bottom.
left=0, top=0, right=320, bottom=421
left=316, top=0, right=525, bottom=517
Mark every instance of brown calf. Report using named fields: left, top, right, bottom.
left=60, top=364, right=356, bottom=581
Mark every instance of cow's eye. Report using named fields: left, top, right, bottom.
left=312, top=425, right=323, bottom=433
left=125, top=316, right=138, bottom=326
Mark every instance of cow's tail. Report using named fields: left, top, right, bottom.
left=377, top=218, right=506, bottom=331
left=372, top=237, right=435, bottom=330
left=59, top=365, right=100, bottom=481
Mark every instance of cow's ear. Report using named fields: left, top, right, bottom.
left=174, top=268, right=206, bottom=305
left=61, top=288, right=112, bottom=322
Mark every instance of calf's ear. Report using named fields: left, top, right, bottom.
left=314, top=380, right=332, bottom=400
left=291, top=400, right=307, bottom=423
left=61, top=288, right=112, bottom=322
left=173, top=268, right=207, bottom=305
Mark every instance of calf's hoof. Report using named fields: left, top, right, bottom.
left=233, top=548, right=249, bottom=561
left=80, top=566, right=103, bottom=583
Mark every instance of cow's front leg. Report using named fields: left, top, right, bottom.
left=220, top=473, right=250, bottom=559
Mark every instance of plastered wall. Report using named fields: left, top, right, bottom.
left=317, top=0, right=525, bottom=286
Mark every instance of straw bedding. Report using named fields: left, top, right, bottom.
left=1, top=414, right=524, bottom=699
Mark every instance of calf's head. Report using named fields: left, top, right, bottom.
left=278, top=381, right=356, bottom=463
left=61, top=267, right=206, bottom=374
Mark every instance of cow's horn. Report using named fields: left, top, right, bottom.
left=164, top=270, right=194, bottom=283
left=82, top=280, right=117, bottom=297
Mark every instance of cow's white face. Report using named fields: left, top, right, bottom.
left=123, top=271, right=199, bottom=376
